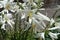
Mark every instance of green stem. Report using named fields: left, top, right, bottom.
left=17, top=0, right=19, bottom=5
left=17, top=0, right=24, bottom=9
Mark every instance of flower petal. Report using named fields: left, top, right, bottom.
left=50, top=18, right=55, bottom=26
left=37, top=12, right=50, bottom=21
left=1, top=24, right=6, bottom=30
left=48, top=26, right=60, bottom=30
left=49, top=32, right=59, bottom=39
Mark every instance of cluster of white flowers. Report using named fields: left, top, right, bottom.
left=0, top=0, right=60, bottom=40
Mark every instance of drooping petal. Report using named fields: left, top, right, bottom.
left=36, top=32, right=45, bottom=39
left=41, top=20, right=46, bottom=27
left=7, top=13, right=12, bottom=19
left=21, top=13, right=25, bottom=19
left=55, top=22, right=60, bottom=27
left=1, top=24, right=6, bottom=30
left=37, top=12, right=50, bottom=21
left=7, top=20, right=13, bottom=28
left=0, top=3, right=3, bottom=8
left=23, top=0, right=29, bottom=2
left=40, top=33, right=45, bottom=39
left=48, top=26, right=60, bottom=30
left=49, top=32, right=59, bottom=39
left=50, top=18, right=55, bottom=26
left=32, top=17, right=44, bottom=29
left=9, top=0, right=14, bottom=2
left=29, top=18, right=32, bottom=24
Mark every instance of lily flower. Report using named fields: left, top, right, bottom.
left=0, top=11, right=14, bottom=30
left=35, top=18, right=60, bottom=40
left=0, top=0, right=19, bottom=12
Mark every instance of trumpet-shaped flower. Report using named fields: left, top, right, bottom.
left=34, top=18, right=60, bottom=40
left=0, top=0, right=19, bottom=12
left=0, top=11, right=14, bottom=30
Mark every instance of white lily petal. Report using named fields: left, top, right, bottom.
left=40, top=33, right=45, bottom=39
left=37, top=12, right=50, bottom=21
left=21, top=14, right=25, bottom=19
left=9, top=0, right=14, bottom=2
left=48, top=26, right=60, bottom=30
left=33, top=14, right=44, bottom=20
left=49, top=32, right=58, bottom=39
left=10, top=20, right=15, bottom=24
left=10, top=10, right=15, bottom=12
left=3, top=9, right=8, bottom=14
left=23, top=0, right=29, bottom=2
left=37, top=33, right=45, bottom=39
left=7, top=20, right=13, bottom=28
left=7, top=13, right=12, bottom=19
left=50, top=18, right=55, bottom=26
left=29, top=18, right=32, bottom=24
left=3, top=0, right=14, bottom=2
left=0, top=3, right=3, bottom=8
left=41, top=21, right=46, bottom=27
left=55, top=22, right=60, bottom=27
left=33, top=2, right=37, bottom=7
left=39, top=8, right=45, bottom=10
left=1, top=24, right=6, bottom=30
left=32, top=17, right=44, bottom=29
left=3, top=0, right=8, bottom=2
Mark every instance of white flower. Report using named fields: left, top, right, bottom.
left=32, top=17, right=45, bottom=29
left=34, top=18, right=60, bottom=40
left=1, top=23, right=6, bottom=30
left=21, top=13, right=25, bottom=19
left=32, top=2, right=37, bottom=7
left=48, top=26, right=60, bottom=30
left=1, top=11, right=14, bottom=30
left=23, top=0, right=33, bottom=3
left=3, top=0, right=14, bottom=3
left=49, top=32, right=60, bottom=40
left=36, top=12, right=50, bottom=21
left=6, top=13, right=12, bottom=19
left=50, top=18, right=55, bottom=26
left=35, top=32, right=45, bottom=40
left=8, top=0, right=14, bottom=2
left=0, top=0, right=19, bottom=12
left=0, top=0, right=13, bottom=8
left=36, top=31, right=60, bottom=40
left=4, top=13, right=14, bottom=26
left=7, top=19, right=14, bottom=28
left=55, top=22, right=60, bottom=27
left=38, top=32, right=45, bottom=39
left=2, top=9, right=8, bottom=14
left=20, top=9, right=51, bottom=32
left=10, top=5, right=19, bottom=12
left=29, top=18, right=32, bottom=24
left=0, top=3, right=3, bottom=8
left=1, top=19, right=14, bottom=30
left=23, top=0, right=29, bottom=2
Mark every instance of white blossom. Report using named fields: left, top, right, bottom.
left=48, top=26, right=60, bottom=30
left=49, top=32, right=60, bottom=40
left=50, top=18, right=55, bottom=26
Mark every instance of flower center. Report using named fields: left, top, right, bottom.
left=5, top=4, right=10, bottom=10
left=28, top=11, right=32, bottom=18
